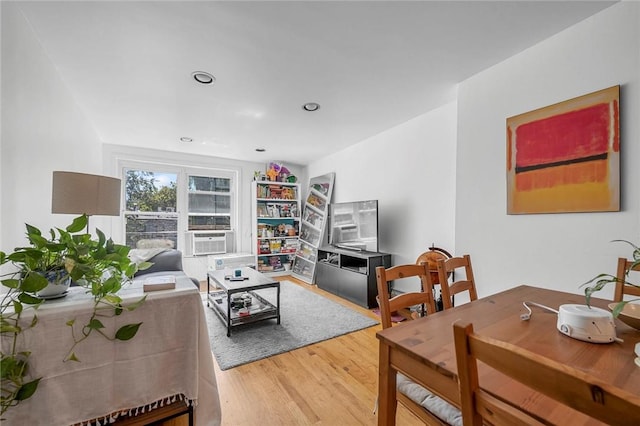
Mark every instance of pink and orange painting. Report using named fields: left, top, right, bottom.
left=507, top=86, right=620, bottom=214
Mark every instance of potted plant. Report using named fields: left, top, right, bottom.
left=0, top=215, right=148, bottom=417
left=6, top=223, right=74, bottom=300
left=582, top=239, right=640, bottom=316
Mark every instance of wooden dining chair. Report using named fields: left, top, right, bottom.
left=376, top=263, right=437, bottom=328
left=614, top=257, right=640, bottom=302
left=453, top=320, right=640, bottom=426
left=375, top=264, right=461, bottom=425
left=436, top=254, right=478, bottom=309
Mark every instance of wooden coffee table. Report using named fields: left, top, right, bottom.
left=206, top=267, right=280, bottom=336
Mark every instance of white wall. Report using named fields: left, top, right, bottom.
left=0, top=4, right=306, bottom=284
left=1, top=4, right=104, bottom=254
left=456, top=2, right=640, bottom=299
left=307, top=102, right=457, bottom=292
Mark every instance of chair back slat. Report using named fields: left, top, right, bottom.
left=375, top=263, right=436, bottom=330
left=453, top=321, right=640, bottom=426
left=614, top=257, right=640, bottom=302
left=436, top=254, right=478, bottom=309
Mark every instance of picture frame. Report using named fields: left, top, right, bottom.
left=506, top=85, right=620, bottom=214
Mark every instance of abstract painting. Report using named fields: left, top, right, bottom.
left=507, top=85, right=620, bottom=214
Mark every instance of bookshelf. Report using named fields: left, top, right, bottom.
left=291, top=173, right=335, bottom=283
left=251, top=181, right=301, bottom=274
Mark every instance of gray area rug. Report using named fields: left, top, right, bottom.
left=203, top=280, right=378, bottom=370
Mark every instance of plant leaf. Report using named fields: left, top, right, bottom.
left=21, top=273, right=48, bottom=293
left=115, top=323, right=142, bottom=341
left=2, top=278, right=20, bottom=289
left=87, top=319, right=105, bottom=330
left=100, top=278, right=119, bottom=295
left=96, top=228, right=106, bottom=246
left=0, top=356, right=17, bottom=379
left=66, top=215, right=88, bottom=233
left=611, top=301, right=627, bottom=317
left=15, top=378, right=41, bottom=401
left=102, top=294, right=122, bottom=305
left=126, top=295, right=147, bottom=311
left=25, top=223, right=42, bottom=237
left=17, top=292, right=44, bottom=306
left=12, top=300, right=23, bottom=314
left=137, top=261, right=153, bottom=271
left=0, top=323, right=21, bottom=333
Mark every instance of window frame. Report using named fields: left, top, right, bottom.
left=186, top=173, right=234, bottom=231
left=118, top=159, right=238, bottom=252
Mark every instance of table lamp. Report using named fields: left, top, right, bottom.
left=51, top=171, right=121, bottom=231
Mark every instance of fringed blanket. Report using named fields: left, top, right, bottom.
left=74, top=394, right=194, bottom=426
left=127, top=247, right=168, bottom=265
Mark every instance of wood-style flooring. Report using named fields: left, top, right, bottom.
left=211, top=276, right=422, bottom=425
left=167, top=276, right=422, bottom=426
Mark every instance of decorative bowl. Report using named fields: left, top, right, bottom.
left=37, top=270, right=71, bottom=298
left=608, top=303, right=640, bottom=330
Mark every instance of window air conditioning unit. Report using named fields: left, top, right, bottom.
left=185, top=231, right=227, bottom=256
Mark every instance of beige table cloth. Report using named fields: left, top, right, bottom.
left=1, top=277, right=221, bottom=425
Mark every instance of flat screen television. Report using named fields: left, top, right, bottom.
left=328, top=200, right=379, bottom=252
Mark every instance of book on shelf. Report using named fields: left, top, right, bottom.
left=143, top=275, right=176, bottom=292
left=269, top=240, right=282, bottom=253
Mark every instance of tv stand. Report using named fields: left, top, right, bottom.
left=315, top=246, right=391, bottom=308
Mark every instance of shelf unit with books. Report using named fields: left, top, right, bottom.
left=251, top=181, right=301, bottom=275
left=291, top=173, right=335, bottom=283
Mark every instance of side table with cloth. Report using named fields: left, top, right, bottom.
left=1, top=276, right=220, bottom=425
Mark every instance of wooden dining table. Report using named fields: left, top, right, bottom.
left=376, top=285, right=640, bottom=425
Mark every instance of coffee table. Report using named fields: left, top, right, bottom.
left=206, top=267, right=280, bottom=336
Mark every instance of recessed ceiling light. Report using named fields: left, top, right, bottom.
left=302, top=102, right=320, bottom=112
left=180, top=137, right=193, bottom=142
left=255, top=148, right=266, bottom=152
left=191, top=71, right=215, bottom=85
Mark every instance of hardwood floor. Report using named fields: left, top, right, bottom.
left=205, top=275, right=423, bottom=426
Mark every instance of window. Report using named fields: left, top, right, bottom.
left=124, top=169, right=178, bottom=249
left=188, top=175, right=232, bottom=231
left=121, top=162, right=237, bottom=252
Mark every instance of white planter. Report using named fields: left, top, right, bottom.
left=36, top=271, right=71, bottom=298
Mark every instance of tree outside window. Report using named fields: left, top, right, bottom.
left=124, top=170, right=178, bottom=248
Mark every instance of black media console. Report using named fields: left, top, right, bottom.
left=315, top=246, right=391, bottom=308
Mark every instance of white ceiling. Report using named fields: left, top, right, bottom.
left=13, top=1, right=617, bottom=166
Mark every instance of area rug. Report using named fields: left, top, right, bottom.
left=203, top=280, right=378, bottom=370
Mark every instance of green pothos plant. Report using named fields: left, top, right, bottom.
left=582, top=239, right=640, bottom=316
left=0, top=215, right=149, bottom=417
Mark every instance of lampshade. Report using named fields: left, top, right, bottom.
left=52, top=171, right=121, bottom=216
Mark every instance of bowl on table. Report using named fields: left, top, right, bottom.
left=608, top=302, right=640, bottom=330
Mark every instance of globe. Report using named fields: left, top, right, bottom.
left=416, top=246, right=452, bottom=284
